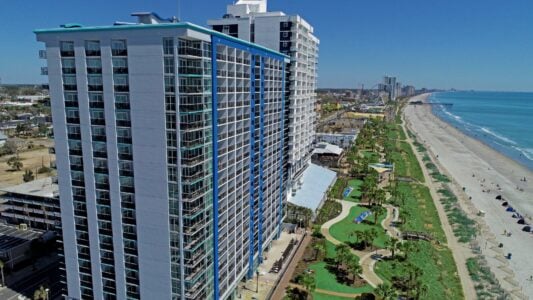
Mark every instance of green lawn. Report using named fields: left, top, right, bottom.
left=329, top=206, right=388, bottom=249
left=344, top=179, right=363, bottom=202
left=362, top=150, right=380, bottom=163
left=375, top=241, right=463, bottom=300
left=308, top=261, right=374, bottom=294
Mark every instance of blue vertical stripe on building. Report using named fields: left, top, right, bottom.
left=277, top=62, right=286, bottom=238
left=210, top=36, right=220, bottom=300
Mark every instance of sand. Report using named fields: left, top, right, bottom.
left=404, top=94, right=533, bottom=297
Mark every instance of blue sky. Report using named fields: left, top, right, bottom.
left=1, top=0, right=532, bottom=91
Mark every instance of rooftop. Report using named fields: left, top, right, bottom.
left=313, top=142, right=343, bottom=156
left=35, top=12, right=288, bottom=59
left=0, top=224, right=42, bottom=253
left=287, top=163, right=337, bottom=212
left=0, top=177, right=58, bottom=199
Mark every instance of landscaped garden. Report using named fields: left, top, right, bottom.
left=329, top=205, right=388, bottom=249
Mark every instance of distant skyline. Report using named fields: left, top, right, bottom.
left=1, top=0, right=533, bottom=91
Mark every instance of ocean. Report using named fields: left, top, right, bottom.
left=430, top=91, right=533, bottom=171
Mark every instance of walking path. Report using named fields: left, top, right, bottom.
left=321, top=199, right=397, bottom=288
left=269, top=233, right=312, bottom=300
left=402, top=117, right=477, bottom=299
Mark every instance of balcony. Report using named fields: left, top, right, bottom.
left=116, top=120, right=131, bottom=127
left=93, top=151, right=108, bottom=158
left=60, top=50, right=75, bottom=57
left=66, top=117, right=80, bottom=124
left=114, top=85, right=129, bottom=92
left=87, top=67, right=102, bottom=74
left=89, top=101, right=105, bottom=109
left=113, top=67, right=128, bottom=74
left=91, top=118, right=106, bottom=126
left=65, top=101, right=78, bottom=108
left=115, top=102, right=130, bottom=110
left=39, top=50, right=47, bottom=59
left=63, top=84, right=77, bottom=91
left=40, top=67, right=48, bottom=75
left=112, top=49, right=127, bottom=56
left=118, top=153, right=133, bottom=161
left=88, top=84, right=103, bottom=91
left=67, top=133, right=81, bottom=140
left=62, top=67, right=76, bottom=74
left=85, top=50, right=101, bottom=57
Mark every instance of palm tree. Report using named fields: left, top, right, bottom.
left=0, top=259, right=5, bottom=287
left=399, top=209, right=410, bottom=225
left=401, top=241, right=420, bottom=260
left=371, top=205, right=386, bottom=225
left=351, top=230, right=364, bottom=244
left=313, top=242, right=326, bottom=261
left=415, top=282, right=429, bottom=300
left=335, top=243, right=351, bottom=271
left=384, top=237, right=400, bottom=259
left=375, top=282, right=397, bottom=300
left=345, top=254, right=362, bottom=284
left=299, top=272, right=316, bottom=300
left=33, top=285, right=48, bottom=300
left=375, top=189, right=387, bottom=206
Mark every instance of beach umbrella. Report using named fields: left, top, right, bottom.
left=522, top=226, right=531, bottom=232
left=518, top=219, right=526, bottom=225
left=502, top=201, right=508, bottom=207
left=495, top=195, right=502, bottom=200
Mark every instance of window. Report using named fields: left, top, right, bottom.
left=111, top=40, right=127, bottom=56
left=283, top=32, right=289, bottom=38
left=114, top=74, right=129, bottom=91
left=91, top=126, right=106, bottom=137
left=88, top=75, right=103, bottom=91
left=115, top=93, right=129, bottom=103
left=164, top=57, right=174, bottom=74
left=61, top=58, right=76, bottom=74
left=63, top=75, right=77, bottom=89
left=66, top=108, right=79, bottom=119
left=60, top=41, right=74, bottom=56
left=93, top=141, right=107, bottom=152
left=163, top=38, right=174, bottom=55
left=112, top=57, right=128, bottom=74
left=116, top=110, right=130, bottom=121
left=118, top=144, right=132, bottom=155
left=86, top=58, right=102, bottom=73
left=90, top=109, right=105, bottom=120
left=223, top=25, right=230, bottom=34
left=165, top=95, right=176, bottom=111
left=85, top=41, right=100, bottom=56
left=167, top=166, right=177, bottom=182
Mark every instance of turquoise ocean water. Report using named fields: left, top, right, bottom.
left=430, top=91, right=533, bottom=171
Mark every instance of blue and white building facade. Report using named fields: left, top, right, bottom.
left=209, top=0, right=320, bottom=194
left=36, top=13, right=288, bottom=300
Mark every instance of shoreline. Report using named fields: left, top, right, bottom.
left=429, top=92, right=533, bottom=173
left=405, top=94, right=533, bottom=297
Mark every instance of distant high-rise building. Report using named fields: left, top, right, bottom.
left=381, top=76, right=398, bottom=101
left=209, top=0, right=319, bottom=194
left=403, top=85, right=416, bottom=97
left=36, top=12, right=289, bottom=300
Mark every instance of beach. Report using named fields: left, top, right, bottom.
left=404, top=94, right=533, bottom=297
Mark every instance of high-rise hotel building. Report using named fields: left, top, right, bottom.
left=36, top=12, right=289, bottom=300
left=209, top=0, right=319, bottom=192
